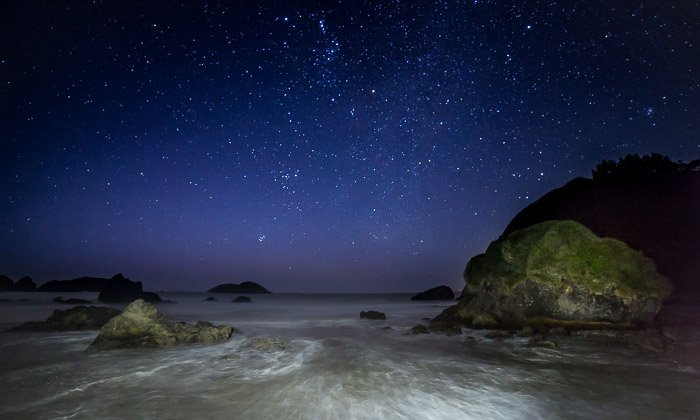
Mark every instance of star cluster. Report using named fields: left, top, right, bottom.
left=1, top=1, right=697, bottom=291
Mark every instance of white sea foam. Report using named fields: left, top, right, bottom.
left=0, top=293, right=698, bottom=419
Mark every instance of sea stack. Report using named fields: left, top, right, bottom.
left=411, top=285, right=455, bottom=301
left=208, top=281, right=271, bottom=294
left=97, top=273, right=162, bottom=303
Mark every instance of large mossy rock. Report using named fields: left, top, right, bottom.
left=8, top=305, right=120, bottom=332
left=502, top=156, right=700, bottom=296
left=90, top=299, right=234, bottom=349
left=435, top=220, right=673, bottom=330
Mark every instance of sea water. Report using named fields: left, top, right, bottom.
left=0, top=292, right=698, bottom=419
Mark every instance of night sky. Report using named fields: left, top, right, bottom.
left=1, top=1, right=698, bottom=292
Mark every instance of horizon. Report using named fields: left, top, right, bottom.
left=2, top=1, right=697, bottom=292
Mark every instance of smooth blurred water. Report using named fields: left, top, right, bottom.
left=0, top=292, right=698, bottom=419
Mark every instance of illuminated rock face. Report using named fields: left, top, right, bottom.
left=434, top=220, right=673, bottom=330
left=502, top=159, right=700, bottom=296
left=90, top=299, right=235, bottom=349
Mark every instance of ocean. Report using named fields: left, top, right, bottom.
left=0, top=292, right=698, bottom=419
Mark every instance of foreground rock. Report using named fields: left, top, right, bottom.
left=434, top=220, right=673, bottom=331
left=411, top=285, right=455, bottom=301
left=231, top=296, right=252, bottom=303
left=208, top=281, right=271, bottom=294
left=97, top=274, right=162, bottom=303
left=8, top=306, right=120, bottom=331
left=90, top=299, right=234, bottom=349
left=39, top=276, right=111, bottom=292
left=360, top=310, right=386, bottom=320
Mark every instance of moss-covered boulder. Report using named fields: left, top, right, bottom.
left=434, top=220, right=672, bottom=330
left=90, top=299, right=235, bottom=349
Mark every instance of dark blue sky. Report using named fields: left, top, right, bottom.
left=1, top=1, right=697, bottom=292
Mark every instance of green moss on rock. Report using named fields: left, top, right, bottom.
left=443, top=220, right=673, bottom=329
left=90, top=299, right=235, bottom=349
left=467, top=220, right=671, bottom=299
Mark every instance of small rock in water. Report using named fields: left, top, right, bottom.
left=204, top=296, right=217, bottom=302
left=410, top=324, right=430, bottom=335
left=526, top=336, right=558, bottom=349
left=247, top=337, right=288, bottom=352
left=548, top=327, right=569, bottom=336
left=585, top=329, right=669, bottom=352
left=518, top=325, right=536, bottom=337
left=631, top=329, right=666, bottom=352
left=429, top=323, right=462, bottom=336
left=360, top=310, right=386, bottom=320
left=484, top=331, right=513, bottom=340
left=221, top=352, right=241, bottom=361
left=232, top=296, right=252, bottom=303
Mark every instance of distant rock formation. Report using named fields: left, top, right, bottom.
left=0, top=275, right=36, bottom=291
left=360, top=310, right=386, bottom=320
left=231, top=296, right=252, bottom=303
left=433, top=220, right=672, bottom=331
left=502, top=154, right=700, bottom=296
left=13, top=276, right=36, bottom=292
left=0, top=275, right=13, bottom=291
left=97, top=273, right=162, bottom=303
left=38, top=276, right=111, bottom=292
left=208, top=281, right=271, bottom=294
left=90, top=299, right=235, bottom=349
left=411, top=285, right=455, bottom=301
left=8, top=305, right=120, bottom=332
